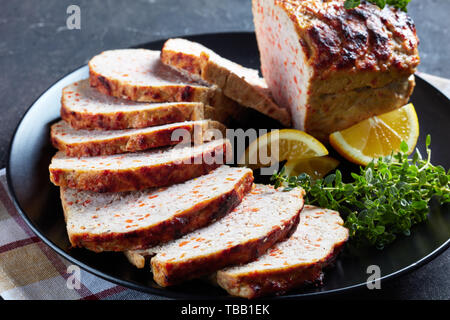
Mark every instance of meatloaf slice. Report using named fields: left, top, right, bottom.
left=253, top=0, right=420, bottom=140
left=131, top=185, right=304, bottom=287
left=89, top=48, right=245, bottom=120
left=49, top=139, right=232, bottom=192
left=51, top=120, right=226, bottom=157
left=161, top=38, right=291, bottom=127
left=61, top=79, right=205, bottom=130
left=216, top=205, right=349, bottom=299
left=89, top=49, right=213, bottom=103
left=61, top=166, right=254, bottom=252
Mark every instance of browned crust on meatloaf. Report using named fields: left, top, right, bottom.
left=151, top=200, right=304, bottom=287
left=161, top=41, right=291, bottom=127
left=51, top=121, right=225, bottom=157
left=61, top=97, right=205, bottom=131
left=280, top=0, right=420, bottom=80
left=89, top=67, right=213, bottom=104
left=50, top=140, right=232, bottom=192
left=61, top=171, right=254, bottom=252
left=216, top=238, right=347, bottom=299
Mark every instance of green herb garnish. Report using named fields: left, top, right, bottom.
left=344, top=0, right=411, bottom=12
left=271, top=135, right=450, bottom=249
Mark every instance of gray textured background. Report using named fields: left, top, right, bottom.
left=0, top=0, right=449, bottom=300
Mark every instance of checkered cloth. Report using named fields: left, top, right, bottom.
left=0, top=168, right=167, bottom=300
left=0, top=74, right=448, bottom=300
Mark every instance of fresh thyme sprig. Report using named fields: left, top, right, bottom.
left=344, top=0, right=411, bottom=12
left=271, top=135, right=450, bottom=249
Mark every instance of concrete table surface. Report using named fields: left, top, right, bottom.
left=0, top=0, right=448, bottom=300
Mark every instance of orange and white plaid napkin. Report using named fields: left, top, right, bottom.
left=0, top=74, right=448, bottom=300
left=0, top=169, right=167, bottom=300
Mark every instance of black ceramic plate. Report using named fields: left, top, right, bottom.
left=7, top=33, right=450, bottom=299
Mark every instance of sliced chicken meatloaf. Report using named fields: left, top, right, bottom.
left=61, top=79, right=205, bottom=130
left=88, top=49, right=251, bottom=126
left=216, top=205, right=349, bottom=298
left=253, top=0, right=419, bottom=140
left=89, top=49, right=213, bottom=103
left=161, top=38, right=291, bottom=127
left=50, top=139, right=232, bottom=192
left=127, top=184, right=305, bottom=287
left=61, top=166, right=254, bottom=252
left=51, top=120, right=225, bottom=157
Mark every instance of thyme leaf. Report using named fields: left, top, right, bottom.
left=271, top=135, right=450, bottom=249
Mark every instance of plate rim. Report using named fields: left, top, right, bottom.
left=5, top=32, right=450, bottom=299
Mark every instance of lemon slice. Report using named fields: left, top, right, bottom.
left=284, top=156, right=340, bottom=179
left=240, top=129, right=328, bottom=169
left=329, top=103, right=419, bottom=166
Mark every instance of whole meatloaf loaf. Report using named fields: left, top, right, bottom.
left=216, top=205, right=349, bottom=298
left=49, top=139, right=231, bottom=192
left=60, top=166, right=254, bottom=252
left=253, top=0, right=419, bottom=141
left=128, top=184, right=305, bottom=287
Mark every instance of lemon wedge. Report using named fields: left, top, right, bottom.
left=329, top=103, right=419, bottom=166
left=240, top=129, right=328, bottom=169
left=283, top=156, right=340, bottom=179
